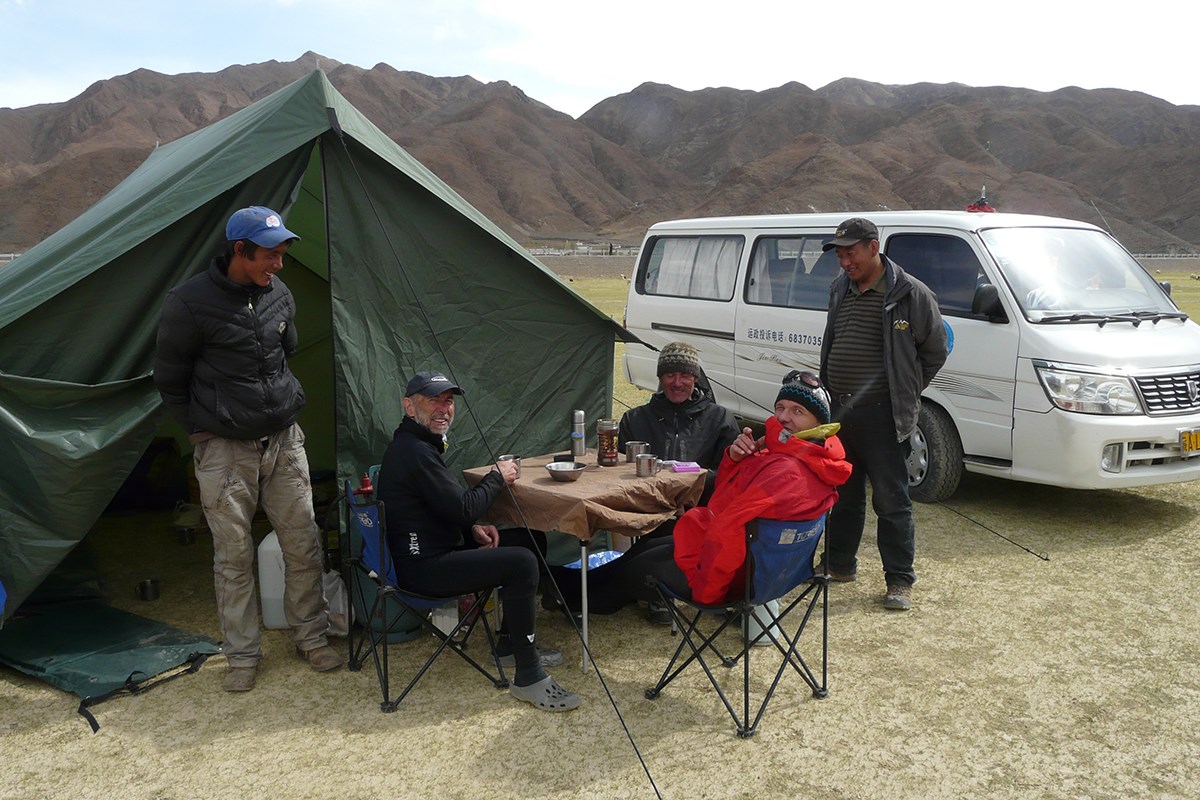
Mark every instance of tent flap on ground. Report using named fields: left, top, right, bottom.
left=0, top=69, right=627, bottom=623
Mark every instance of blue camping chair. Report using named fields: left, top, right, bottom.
left=644, top=516, right=829, bottom=738
left=342, top=479, right=509, bottom=712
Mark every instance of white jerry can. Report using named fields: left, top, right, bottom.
left=257, top=531, right=288, bottom=629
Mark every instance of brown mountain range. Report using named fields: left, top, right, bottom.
left=2, top=51, right=1198, bottom=254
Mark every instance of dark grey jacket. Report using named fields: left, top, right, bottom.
left=154, top=257, right=305, bottom=440
left=819, top=255, right=948, bottom=441
left=618, top=385, right=739, bottom=501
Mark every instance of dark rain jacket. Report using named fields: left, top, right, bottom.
left=154, top=257, right=305, bottom=440
left=618, top=386, right=739, bottom=470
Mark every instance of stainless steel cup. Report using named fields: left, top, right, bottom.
left=625, top=441, right=650, bottom=462
left=498, top=454, right=521, bottom=479
left=635, top=453, right=660, bottom=477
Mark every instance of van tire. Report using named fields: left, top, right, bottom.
left=907, top=403, right=963, bottom=503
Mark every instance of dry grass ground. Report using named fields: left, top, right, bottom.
left=4, top=476, right=1198, bottom=800
left=3, top=259, right=1199, bottom=800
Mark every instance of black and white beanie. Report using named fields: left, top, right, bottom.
left=776, top=370, right=832, bottom=425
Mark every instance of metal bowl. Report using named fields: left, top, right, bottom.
left=545, top=461, right=587, bottom=482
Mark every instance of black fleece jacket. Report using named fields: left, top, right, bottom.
left=376, top=416, right=506, bottom=560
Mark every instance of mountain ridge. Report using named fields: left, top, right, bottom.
left=2, top=53, right=1197, bottom=254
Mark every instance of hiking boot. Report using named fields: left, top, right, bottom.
left=883, top=583, right=913, bottom=611
left=222, top=666, right=256, bottom=692
left=296, top=644, right=343, bottom=672
left=541, top=593, right=583, bottom=626
left=642, top=600, right=672, bottom=626
left=815, top=553, right=857, bottom=583
left=173, top=500, right=206, bottom=530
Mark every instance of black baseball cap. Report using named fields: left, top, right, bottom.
left=822, top=217, right=879, bottom=251
left=404, top=371, right=463, bottom=397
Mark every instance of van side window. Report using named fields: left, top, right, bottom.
left=745, top=236, right=839, bottom=309
left=885, top=234, right=984, bottom=317
left=637, top=235, right=743, bottom=300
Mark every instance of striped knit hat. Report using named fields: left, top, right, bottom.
left=776, top=370, right=831, bottom=425
left=657, top=342, right=703, bottom=379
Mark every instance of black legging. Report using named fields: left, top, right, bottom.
left=393, top=528, right=547, bottom=683
left=550, top=534, right=691, bottom=613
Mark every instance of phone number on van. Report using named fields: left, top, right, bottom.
left=745, top=327, right=822, bottom=347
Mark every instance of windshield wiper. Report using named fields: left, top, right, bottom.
left=1129, top=310, right=1190, bottom=323
left=1038, top=312, right=1146, bottom=327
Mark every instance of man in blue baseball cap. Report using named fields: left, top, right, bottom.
left=154, top=206, right=342, bottom=692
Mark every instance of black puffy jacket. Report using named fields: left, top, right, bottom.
left=154, top=257, right=305, bottom=440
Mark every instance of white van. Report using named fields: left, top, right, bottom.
left=622, top=211, right=1200, bottom=501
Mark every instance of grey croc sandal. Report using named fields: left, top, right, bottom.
left=510, top=676, right=580, bottom=712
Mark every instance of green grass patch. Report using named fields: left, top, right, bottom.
left=570, top=277, right=651, bottom=415
left=1151, top=267, right=1200, bottom=318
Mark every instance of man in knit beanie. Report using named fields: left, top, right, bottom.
left=620, top=342, right=738, bottom=481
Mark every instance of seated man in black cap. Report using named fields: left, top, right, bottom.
left=375, top=370, right=579, bottom=712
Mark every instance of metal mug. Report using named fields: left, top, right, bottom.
left=625, top=441, right=650, bottom=462
left=497, top=454, right=521, bottom=479
left=635, top=453, right=660, bottom=477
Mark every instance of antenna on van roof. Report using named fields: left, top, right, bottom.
left=1090, top=200, right=1115, bottom=235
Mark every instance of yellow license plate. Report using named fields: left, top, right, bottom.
left=1181, top=429, right=1200, bottom=455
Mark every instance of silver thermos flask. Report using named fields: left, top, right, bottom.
left=571, top=409, right=587, bottom=457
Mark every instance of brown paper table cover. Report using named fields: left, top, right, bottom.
left=462, top=450, right=706, bottom=540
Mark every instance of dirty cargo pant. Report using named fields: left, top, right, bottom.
left=194, top=422, right=329, bottom=667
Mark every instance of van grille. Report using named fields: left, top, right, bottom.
left=1135, top=370, right=1200, bottom=414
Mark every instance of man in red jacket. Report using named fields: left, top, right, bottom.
left=671, top=370, right=852, bottom=604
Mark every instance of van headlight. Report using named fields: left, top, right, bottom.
left=1035, top=366, right=1142, bottom=415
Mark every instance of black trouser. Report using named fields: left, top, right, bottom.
left=393, top=529, right=546, bottom=682
left=550, top=534, right=691, bottom=613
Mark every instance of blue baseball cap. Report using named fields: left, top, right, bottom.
left=225, top=206, right=300, bottom=247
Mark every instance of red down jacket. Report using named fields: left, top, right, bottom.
left=673, top=416, right=852, bottom=604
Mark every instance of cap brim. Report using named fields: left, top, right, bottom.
left=821, top=236, right=862, bottom=252
left=248, top=227, right=300, bottom=247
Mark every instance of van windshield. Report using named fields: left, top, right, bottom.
left=980, top=227, right=1179, bottom=322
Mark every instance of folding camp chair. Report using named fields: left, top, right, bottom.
left=342, top=480, right=509, bottom=712
left=644, top=516, right=828, bottom=738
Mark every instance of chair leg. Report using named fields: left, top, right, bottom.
left=646, top=580, right=830, bottom=737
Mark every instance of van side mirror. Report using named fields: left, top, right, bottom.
left=1159, top=280, right=1172, bottom=296
left=971, top=283, right=1008, bottom=322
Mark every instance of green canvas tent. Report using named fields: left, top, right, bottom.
left=0, top=69, right=628, bottom=623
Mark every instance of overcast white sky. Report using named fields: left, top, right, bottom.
left=2, top=0, right=1197, bottom=118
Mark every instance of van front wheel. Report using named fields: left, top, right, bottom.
left=906, top=403, right=963, bottom=503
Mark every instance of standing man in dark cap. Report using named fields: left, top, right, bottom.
left=154, top=206, right=342, bottom=692
left=376, top=370, right=578, bottom=712
left=819, top=217, right=948, bottom=611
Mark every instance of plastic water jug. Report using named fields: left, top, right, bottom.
left=257, top=531, right=288, bottom=629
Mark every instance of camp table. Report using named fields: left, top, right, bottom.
left=463, top=450, right=707, bottom=670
